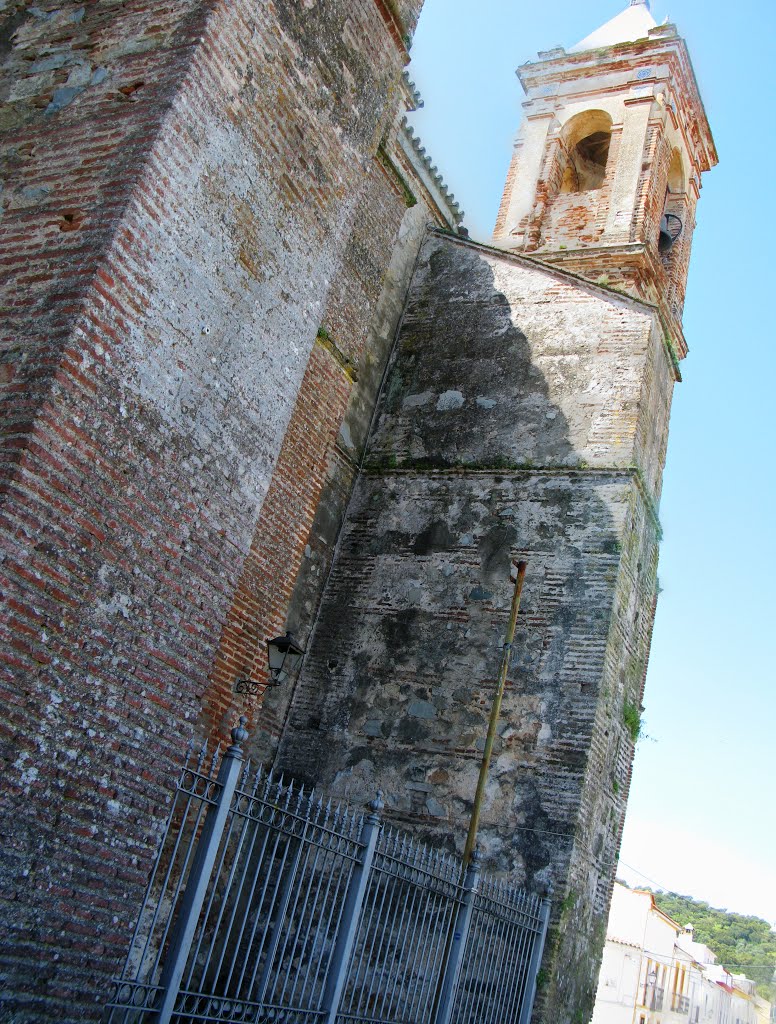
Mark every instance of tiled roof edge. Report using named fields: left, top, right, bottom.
left=399, top=116, right=464, bottom=225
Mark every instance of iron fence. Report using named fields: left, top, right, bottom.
left=105, top=720, right=549, bottom=1024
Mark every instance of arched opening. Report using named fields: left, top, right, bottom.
left=659, top=149, right=686, bottom=255
left=666, top=148, right=685, bottom=194
left=558, top=110, right=613, bottom=194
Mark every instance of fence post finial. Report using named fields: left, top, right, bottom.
left=369, top=790, right=385, bottom=815
left=228, top=715, right=249, bottom=755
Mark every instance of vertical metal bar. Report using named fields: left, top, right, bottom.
left=297, top=813, right=346, bottom=1003
left=144, top=746, right=210, bottom=979
left=252, top=823, right=308, bottom=1006
left=502, top=897, right=535, bottom=1020
left=455, top=911, right=480, bottom=1023
left=320, top=794, right=383, bottom=1024
left=483, top=906, right=510, bottom=1023
left=232, top=782, right=294, bottom=997
left=433, top=853, right=481, bottom=1024
left=347, top=839, right=394, bottom=1018
left=239, top=811, right=295, bottom=997
left=413, top=890, right=446, bottom=1018
left=410, top=863, right=452, bottom=1018
left=340, top=859, right=382, bottom=1016
left=183, top=759, right=254, bottom=994
left=376, top=844, right=424, bottom=1018
left=266, top=816, right=322, bottom=1006
left=224, top=807, right=279, bottom=997
left=496, top=900, right=527, bottom=1021
left=516, top=895, right=551, bottom=1024
left=153, top=718, right=248, bottom=1024
left=283, top=846, right=329, bottom=1007
left=383, top=847, right=425, bottom=1018
left=307, top=818, right=356, bottom=1006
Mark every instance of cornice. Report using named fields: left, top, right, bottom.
left=430, top=229, right=683, bottom=383
left=399, top=120, right=464, bottom=226
left=517, top=34, right=717, bottom=171
left=372, top=0, right=411, bottom=63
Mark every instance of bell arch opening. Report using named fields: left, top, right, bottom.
left=659, top=149, right=687, bottom=255
left=666, top=147, right=686, bottom=194
left=558, top=110, right=613, bottom=194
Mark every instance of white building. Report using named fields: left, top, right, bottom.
left=592, top=885, right=771, bottom=1024
left=592, top=885, right=700, bottom=1024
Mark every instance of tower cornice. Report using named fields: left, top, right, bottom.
left=517, top=32, right=717, bottom=173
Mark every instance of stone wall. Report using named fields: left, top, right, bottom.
left=277, top=231, right=673, bottom=1022
left=0, top=0, right=430, bottom=1019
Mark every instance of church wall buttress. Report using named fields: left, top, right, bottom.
left=277, top=231, right=675, bottom=1023
left=0, top=1, right=431, bottom=1018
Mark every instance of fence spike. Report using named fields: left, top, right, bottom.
left=196, top=740, right=208, bottom=771
left=426, top=844, right=436, bottom=872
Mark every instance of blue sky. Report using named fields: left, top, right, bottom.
left=407, top=0, right=776, bottom=924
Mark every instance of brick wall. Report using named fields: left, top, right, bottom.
left=0, top=1, right=431, bottom=1019
left=277, top=231, right=673, bottom=1023
left=204, top=157, right=411, bottom=736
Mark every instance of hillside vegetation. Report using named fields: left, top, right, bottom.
left=651, top=891, right=776, bottom=1000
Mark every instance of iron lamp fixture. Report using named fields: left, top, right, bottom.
left=265, top=631, right=305, bottom=686
left=233, top=630, right=305, bottom=695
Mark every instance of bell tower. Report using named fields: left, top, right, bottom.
left=494, top=0, right=717, bottom=360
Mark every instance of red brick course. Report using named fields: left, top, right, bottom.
left=0, top=1, right=426, bottom=1018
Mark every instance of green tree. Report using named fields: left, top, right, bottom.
left=648, top=890, right=776, bottom=1001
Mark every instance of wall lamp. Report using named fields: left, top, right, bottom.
left=234, top=631, right=306, bottom=696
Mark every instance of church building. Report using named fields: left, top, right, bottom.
left=0, top=1, right=715, bottom=1021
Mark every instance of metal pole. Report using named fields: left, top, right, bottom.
left=462, top=560, right=527, bottom=869
left=516, top=895, right=551, bottom=1024
left=320, top=793, right=383, bottom=1024
left=432, top=853, right=481, bottom=1024
left=154, top=718, right=248, bottom=1024
left=430, top=561, right=528, bottom=1024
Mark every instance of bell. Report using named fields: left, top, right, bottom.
left=658, top=212, right=683, bottom=254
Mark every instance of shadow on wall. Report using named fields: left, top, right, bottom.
left=270, top=232, right=660, bottom=1021
left=277, top=232, right=645, bottom=872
